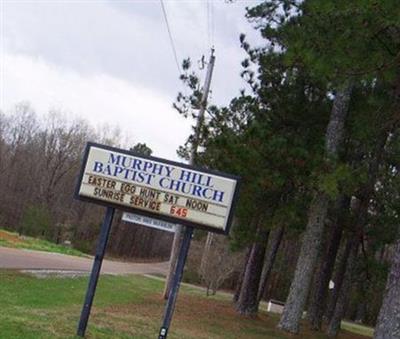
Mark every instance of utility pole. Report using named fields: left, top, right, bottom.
left=162, top=48, right=216, bottom=300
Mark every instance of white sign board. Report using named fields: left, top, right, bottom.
left=75, top=143, right=240, bottom=234
left=122, top=212, right=176, bottom=233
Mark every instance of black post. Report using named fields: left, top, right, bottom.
left=158, top=226, right=194, bottom=339
left=77, top=207, right=115, bottom=337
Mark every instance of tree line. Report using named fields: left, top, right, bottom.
left=176, top=1, right=400, bottom=338
left=0, top=103, right=173, bottom=260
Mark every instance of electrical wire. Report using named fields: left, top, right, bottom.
left=159, top=0, right=182, bottom=74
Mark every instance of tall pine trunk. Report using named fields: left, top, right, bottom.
left=257, top=226, right=285, bottom=304
left=235, top=228, right=269, bottom=316
left=233, top=246, right=251, bottom=303
left=326, top=235, right=354, bottom=322
left=327, top=235, right=359, bottom=338
left=278, top=85, right=353, bottom=333
left=327, top=149, right=380, bottom=335
left=374, top=238, right=400, bottom=339
left=308, top=196, right=349, bottom=330
left=373, top=67, right=400, bottom=339
left=277, top=192, right=329, bottom=331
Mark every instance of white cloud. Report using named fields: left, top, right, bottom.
left=0, top=0, right=265, bottom=160
left=2, top=0, right=263, bottom=101
left=2, top=52, right=192, bottom=160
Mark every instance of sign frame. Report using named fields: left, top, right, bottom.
left=74, top=142, right=240, bottom=235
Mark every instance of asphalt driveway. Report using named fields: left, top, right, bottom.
left=0, top=246, right=169, bottom=275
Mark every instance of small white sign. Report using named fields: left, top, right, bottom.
left=122, top=212, right=176, bottom=233
left=75, top=143, right=240, bottom=234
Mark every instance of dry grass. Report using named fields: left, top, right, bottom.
left=0, top=270, right=372, bottom=339
left=0, top=229, right=23, bottom=244
left=0, top=228, right=86, bottom=257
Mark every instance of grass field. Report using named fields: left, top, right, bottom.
left=0, top=270, right=373, bottom=339
left=0, top=229, right=86, bottom=257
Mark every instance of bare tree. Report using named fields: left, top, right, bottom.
left=198, top=234, right=245, bottom=296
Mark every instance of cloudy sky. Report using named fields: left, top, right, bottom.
left=1, top=0, right=263, bottom=160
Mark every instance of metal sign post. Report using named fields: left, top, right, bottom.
left=158, top=226, right=194, bottom=339
left=77, top=206, right=115, bottom=337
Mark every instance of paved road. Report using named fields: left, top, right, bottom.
left=0, top=247, right=169, bottom=275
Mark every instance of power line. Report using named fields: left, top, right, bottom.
left=159, top=0, right=182, bottom=74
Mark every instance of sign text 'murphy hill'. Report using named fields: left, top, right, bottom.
left=94, top=152, right=225, bottom=203
left=77, top=144, right=239, bottom=233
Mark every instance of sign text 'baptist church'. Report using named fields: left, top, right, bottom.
left=76, top=143, right=240, bottom=234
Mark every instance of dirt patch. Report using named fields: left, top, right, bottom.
left=0, top=230, right=22, bottom=244
left=102, top=293, right=370, bottom=339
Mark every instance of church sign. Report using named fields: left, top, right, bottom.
left=75, top=142, right=240, bottom=234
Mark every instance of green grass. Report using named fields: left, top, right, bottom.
left=0, top=270, right=373, bottom=339
left=342, top=321, right=374, bottom=337
left=0, top=229, right=87, bottom=257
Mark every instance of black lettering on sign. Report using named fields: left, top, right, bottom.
left=88, top=175, right=116, bottom=189
left=139, top=187, right=161, bottom=200
left=185, top=198, right=208, bottom=212
left=120, top=183, right=136, bottom=194
left=93, top=187, right=125, bottom=202
left=130, top=195, right=161, bottom=212
left=163, top=193, right=179, bottom=205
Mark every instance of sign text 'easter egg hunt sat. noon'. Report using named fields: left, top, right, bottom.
left=75, top=143, right=240, bottom=234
